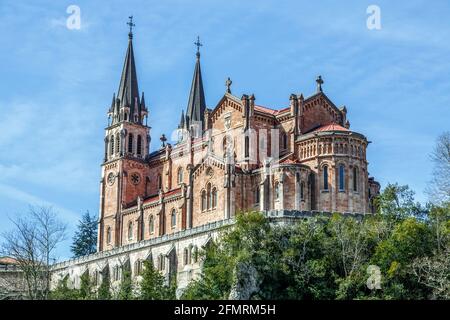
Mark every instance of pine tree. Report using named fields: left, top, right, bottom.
left=97, top=272, right=111, bottom=300
left=117, top=267, right=134, bottom=300
left=71, top=211, right=98, bottom=258
left=139, top=261, right=168, bottom=300
left=50, top=276, right=79, bottom=300
left=79, top=272, right=94, bottom=300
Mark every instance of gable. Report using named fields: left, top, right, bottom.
left=302, top=92, right=344, bottom=133
left=209, top=94, right=244, bottom=131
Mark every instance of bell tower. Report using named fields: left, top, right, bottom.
left=97, top=17, right=151, bottom=252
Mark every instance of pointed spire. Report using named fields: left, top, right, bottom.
left=140, top=92, right=146, bottom=110
left=110, top=93, right=116, bottom=112
left=186, top=36, right=206, bottom=130
left=116, top=16, right=141, bottom=123
left=178, top=110, right=185, bottom=129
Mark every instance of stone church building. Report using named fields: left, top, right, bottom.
left=51, top=24, right=380, bottom=296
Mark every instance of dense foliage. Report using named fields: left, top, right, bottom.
left=51, top=184, right=449, bottom=300
left=71, top=211, right=98, bottom=258
left=50, top=261, right=175, bottom=300
left=182, top=184, right=449, bottom=300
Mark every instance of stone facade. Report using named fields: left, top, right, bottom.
left=0, top=257, right=27, bottom=300
left=51, top=29, right=380, bottom=295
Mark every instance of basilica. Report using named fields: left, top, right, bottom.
left=51, top=21, right=380, bottom=294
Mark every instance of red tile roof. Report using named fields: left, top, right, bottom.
left=0, top=257, right=19, bottom=265
left=143, top=188, right=182, bottom=204
left=280, top=158, right=299, bottom=164
left=254, top=105, right=279, bottom=115
left=312, top=123, right=349, bottom=133
left=165, top=187, right=182, bottom=197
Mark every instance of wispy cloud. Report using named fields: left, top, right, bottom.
left=0, top=183, right=80, bottom=225
left=0, top=0, right=448, bottom=258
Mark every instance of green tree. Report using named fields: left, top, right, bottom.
left=182, top=203, right=449, bottom=300
left=426, top=131, right=450, bottom=204
left=372, top=218, right=433, bottom=299
left=182, top=211, right=269, bottom=299
left=97, top=272, right=111, bottom=300
left=374, top=183, right=425, bottom=221
left=71, top=211, right=98, bottom=258
left=117, top=266, right=134, bottom=300
left=78, top=272, right=94, bottom=300
left=50, top=276, right=79, bottom=300
left=139, top=260, right=175, bottom=299
left=428, top=202, right=450, bottom=253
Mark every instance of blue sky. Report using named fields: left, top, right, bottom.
left=0, top=0, right=449, bottom=260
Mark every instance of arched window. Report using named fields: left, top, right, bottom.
left=110, top=135, right=114, bottom=156
left=183, top=248, right=189, bottom=265
left=282, top=133, right=288, bottom=150
left=124, top=113, right=128, bottom=121
left=275, top=182, right=280, bottom=200
left=188, top=245, right=193, bottom=264
left=134, top=260, right=140, bottom=276
left=158, top=254, right=165, bottom=271
left=106, top=226, right=111, bottom=244
left=254, top=187, right=260, bottom=204
left=323, top=165, right=329, bottom=190
left=309, top=172, right=316, bottom=210
left=201, top=190, right=207, bottom=211
left=128, top=133, right=133, bottom=153
left=245, top=135, right=249, bottom=158
left=127, top=221, right=133, bottom=241
left=212, top=187, right=217, bottom=209
left=339, top=164, right=345, bottom=191
left=149, top=215, right=154, bottom=234
left=353, top=167, right=358, bottom=192
left=207, top=183, right=212, bottom=210
left=113, top=266, right=120, bottom=281
left=137, top=135, right=142, bottom=156
left=177, top=167, right=183, bottom=185
left=115, top=133, right=120, bottom=154
left=171, top=209, right=176, bottom=228
left=157, top=174, right=162, bottom=190
left=300, top=182, right=305, bottom=200
left=94, top=270, right=99, bottom=286
left=193, top=246, right=199, bottom=263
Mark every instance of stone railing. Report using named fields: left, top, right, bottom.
left=264, top=210, right=369, bottom=219
left=0, top=265, right=22, bottom=272
left=52, top=218, right=235, bottom=271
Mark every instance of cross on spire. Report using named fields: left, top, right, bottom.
left=225, top=77, right=232, bottom=94
left=160, top=134, right=167, bottom=148
left=194, top=36, right=202, bottom=58
left=316, top=75, right=324, bottom=93
left=127, top=16, right=135, bottom=39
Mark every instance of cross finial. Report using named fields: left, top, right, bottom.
left=316, top=75, right=324, bottom=93
left=127, top=16, right=135, bottom=39
left=160, top=134, right=167, bottom=148
left=225, top=77, right=232, bottom=94
left=194, top=36, right=202, bottom=58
